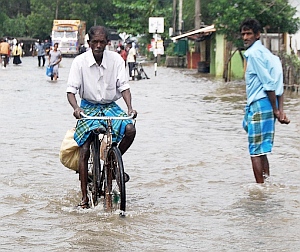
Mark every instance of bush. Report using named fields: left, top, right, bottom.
left=165, top=43, right=176, bottom=56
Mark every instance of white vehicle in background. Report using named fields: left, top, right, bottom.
left=51, top=20, right=86, bottom=56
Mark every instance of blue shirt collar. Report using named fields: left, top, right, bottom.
left=244, top=40, right=262, bottom=58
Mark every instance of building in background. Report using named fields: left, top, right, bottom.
left=288, top=0, right=300, bottom=56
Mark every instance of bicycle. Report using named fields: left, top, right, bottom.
left=79, top=112, right=135, bottom=215
left=132, top=62, right=150, bottom=80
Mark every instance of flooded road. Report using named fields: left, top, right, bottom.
left=0, top=56, right=299, bottom=251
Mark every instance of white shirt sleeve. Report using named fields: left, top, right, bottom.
left=66, top=57, right=82, bottom=94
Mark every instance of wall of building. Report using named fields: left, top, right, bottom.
left=229, top=50, right=244, bottom=79
left=288, top=0, right=300, bottom=55
left=210, top=33, right=225, bottom=77
left=210, top=33, right=244, bottom=80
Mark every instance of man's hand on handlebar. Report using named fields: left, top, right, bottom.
left=128, top=109, right=137, bottom=119
left=73, top=107, right=84, bottom=119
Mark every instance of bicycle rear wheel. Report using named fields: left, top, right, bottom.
left=104, top=146, right=126, bottom=213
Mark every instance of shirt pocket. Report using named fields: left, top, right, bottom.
left=103, top=82, right=116, bottom=101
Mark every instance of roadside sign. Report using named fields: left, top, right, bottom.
left=149, top=17, right=164, bottom=76
left=151, top=39, right=164, bottom=55
left=149, top=17, right=164, bottom=33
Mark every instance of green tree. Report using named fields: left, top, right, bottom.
left=0, top=0, right=31, bottom=17
left=0, top=0, right=173, bottom=39
left=2, top=14, right=27, bottom=37
left=26, top=0, right=56, bottom=39
left=0, top=0, right=31, bottom=37
left=207, top=0, right=300, bottom=81
left=109, top=0, right=172, bottom=36
left=0, top=12, right=9, bottom=37
left=208, top=0, right=300, bottom=44
left=26, top=13, right=53, bottom=39
left=0, top=0, right=117, bottom=39
left=182, top=0, right=214, bottom=32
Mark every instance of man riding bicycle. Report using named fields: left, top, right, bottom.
left=66, top=26, right=137, bottom=209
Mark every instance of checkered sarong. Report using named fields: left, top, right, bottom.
left=242, top=98, right=275, bottom=156
left=74, top=99, right=133, bottom=146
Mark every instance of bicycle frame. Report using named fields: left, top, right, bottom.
left=80, top=112, right=133, bottom=145
left=79, top=112, right=134, bottom=212
left=80, top=112, right=134, bottom=160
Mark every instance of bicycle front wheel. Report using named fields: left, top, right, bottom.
left=104, top=146, right=126, bottom=213
left=89, top=135, right=102, bottom=207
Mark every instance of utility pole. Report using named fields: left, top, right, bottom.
left=55, top=0, right=59, bottom=19
left=195, top=0, right=201, bottom=29
left=195, top=0, right=205, bottom=65
left=178, top=0, right=183, bottom=34
left=172, top=0, right=177, bottom=35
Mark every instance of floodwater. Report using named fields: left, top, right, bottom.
left=0, top=56, right=299, bottom=251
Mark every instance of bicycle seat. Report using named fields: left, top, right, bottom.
left=93, top=125, right=107, bottom=134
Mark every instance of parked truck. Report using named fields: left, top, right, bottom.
left=51, top=20, right=86, bottom=56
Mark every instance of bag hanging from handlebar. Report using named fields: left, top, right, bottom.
left=59, top=128, right=80, bottom=172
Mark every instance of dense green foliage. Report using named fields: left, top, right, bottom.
left=182, top=0, right=213, bottom=31
left=208, top=0, right=300, bottom=44
left=0, top=0, right=116, bottom=39
left=108, top=0, right=172, bottom=35
left=0, top=0, right=173, bottom=39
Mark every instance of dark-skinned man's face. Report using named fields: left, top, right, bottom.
left=89, top=33, right=108, bottom=60
left=241, top=28, right=260, bottom=49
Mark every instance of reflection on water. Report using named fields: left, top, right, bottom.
left=0, top=57, right=299, bottom=251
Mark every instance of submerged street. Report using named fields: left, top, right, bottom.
left=0, top=56, right=300, bottom=251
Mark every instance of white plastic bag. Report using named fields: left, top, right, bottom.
left=59, top=128, right=79, bottom=172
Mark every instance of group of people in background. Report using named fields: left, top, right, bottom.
left=1, top=35, right=139, bottom=82
left=0, top=37, right=61, bottom=81
left=103, top=40, right=138, bottom=80
left=0, top=38, right=25, bottom=68
left=0, top=37, right=52, bottom=68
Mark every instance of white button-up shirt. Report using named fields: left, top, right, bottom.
left=66, top=49, right=130, bottom=104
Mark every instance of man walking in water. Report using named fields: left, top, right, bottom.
left=240, top=18, right=290, bottom=183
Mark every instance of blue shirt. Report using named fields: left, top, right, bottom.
left=244, top=40, right=283, bottom=105
left=36, top=43, right=45, bottom=56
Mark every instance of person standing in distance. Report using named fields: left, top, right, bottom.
left=66, top=26, right=137, bottom=208
left=127, top=42, right=136, bottom=80
left=240, top=18, right=290, bottom=183
left=36, top=40, right=46, bottom=67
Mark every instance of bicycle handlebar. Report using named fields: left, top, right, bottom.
left=79, top=112, right=135, bottom=120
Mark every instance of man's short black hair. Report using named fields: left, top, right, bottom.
left=240, top=18, right=262, bottom=34
left=88, top=26, right=109, bottom=41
